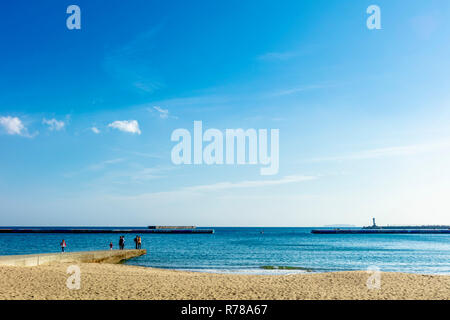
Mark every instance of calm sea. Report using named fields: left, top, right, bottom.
left=0, top=227, right=449, bottom=274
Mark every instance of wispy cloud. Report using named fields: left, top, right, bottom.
left=258, top=51, right=299, bottom=61
left=128, top=167, right=172, bottom=182
left=86, top=165, right=174, bottom=188
left=184, top=175, right=316, bottom=192
left=111, top=174, right=317, bottom=202
left=110, top=147, right=163, bottom=159
left=133, top=81, right=161, bottom=93
left=108, top=120, right=141, bottom=135
left=63, top=158, right=125, bottom=178
left=0, top=116, right=35, bottom=137
left=91, top=127, right=100, bottom=134
left=270, top=83, right=337, bottom=97
left=152, top=106, right=169, bottom=119
left=308, top=141, right=450, bottom=162
left=103, top=27, right=163, bottom=93
left=141, top=94, right=235, bottom=111
left=42, top=118, right=65, bottom=131
left=87, top=158, right=125, bottom=171
left=257, top=46, right=317, bottom=62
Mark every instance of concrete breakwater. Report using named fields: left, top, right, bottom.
left=0, top=249, right=146, bottom=267
left=311, top=229, right=450, bottom=234
left=0, top=228, right=214, bottom=234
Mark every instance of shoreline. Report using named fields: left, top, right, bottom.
left=1, top=250, right=447, bottom=276
left=0, top=262, right=448, bottom=300
left=135, top=264, right=450, bottom=276
left=125, top=262, right=449, bottom=276
left=168, top=268, right=450, bottom=276
left=119, top=263, right=450, bottom=277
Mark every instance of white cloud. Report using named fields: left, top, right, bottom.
left=153, top=106, right=169, bottom=119
left=91, top=127, right=100, bottom=134
left=42, top=118, right=65, bottom=131
left=0, top=116, right=32, bottom=137
left=108, top=120, right=141, bottom=135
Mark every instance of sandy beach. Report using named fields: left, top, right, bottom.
left=0, top=263, right=448, bottom=300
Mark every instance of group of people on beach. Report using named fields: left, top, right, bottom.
left=110, top=235, right=142, bottom=250
left=60, top=235, right=142, bottom=252
left=134, top=235, right=142, bottom=249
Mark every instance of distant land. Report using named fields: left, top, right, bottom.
left=323, top=224, right=357, bottom=228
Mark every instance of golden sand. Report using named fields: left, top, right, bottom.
left=0, top=263, right=448, bottom=300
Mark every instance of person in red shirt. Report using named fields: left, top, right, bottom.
left=60, top=239, right=67, bottom=253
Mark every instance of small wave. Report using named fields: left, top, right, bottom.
left=180, top=268, right=311, bottom=275
left=260, top=265, right=313, bottom=272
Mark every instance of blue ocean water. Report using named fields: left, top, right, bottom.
left=0, top=227, right=449, bottom=274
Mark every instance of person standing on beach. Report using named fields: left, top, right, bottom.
left=109, top=242, right=113, bottom=250
left=134, top=235, right=138, bottom=249
left=137, top=236, right=142, bottom=249
left=119, top=236, right=123, bottom=250
left=60, top=239, right=66, bottom=253
left=120, top=236, right=125, bottom=250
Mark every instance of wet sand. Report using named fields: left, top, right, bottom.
left=0, top=263, right=448, bottom=300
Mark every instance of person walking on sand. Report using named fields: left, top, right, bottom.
left=60, top=239, right=66, bottom=253
left=137, top=236, right=142, bottom=249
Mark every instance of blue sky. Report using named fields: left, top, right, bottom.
left=1, top=0, right=450, bottom=226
